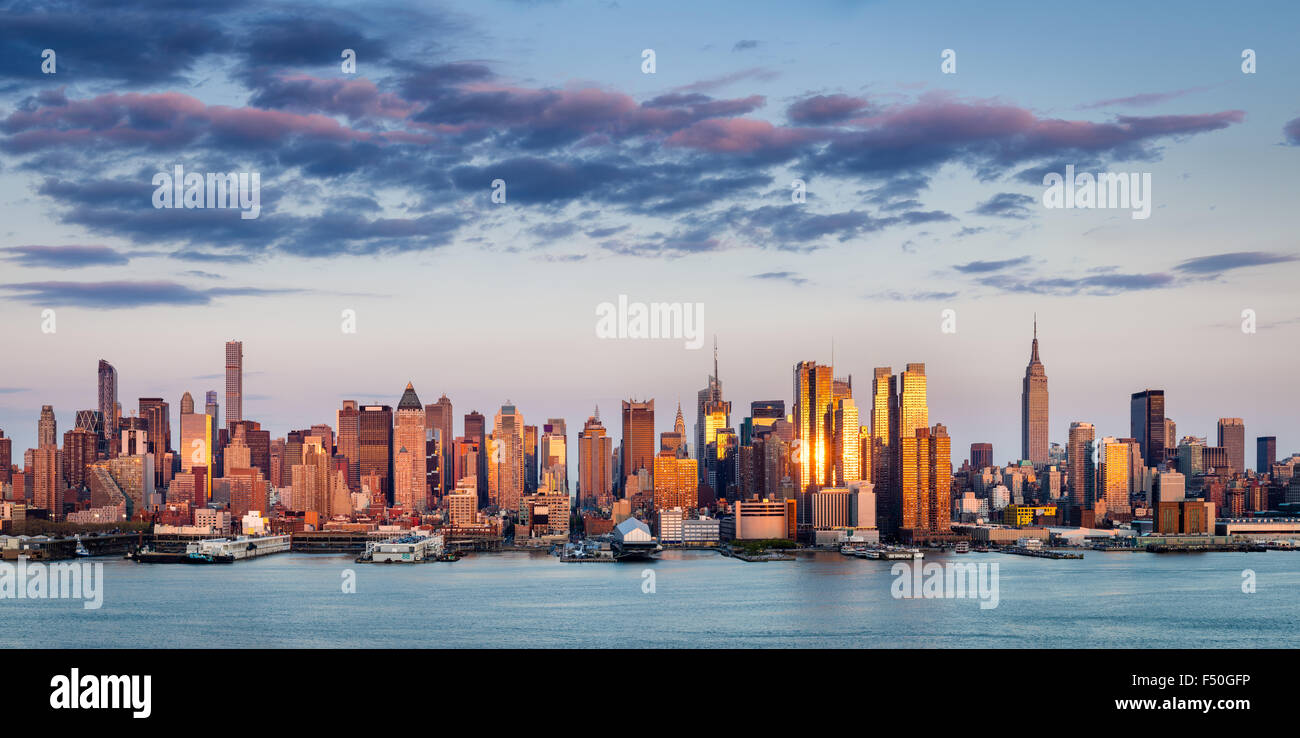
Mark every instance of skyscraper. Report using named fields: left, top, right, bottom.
left=37, top=404, right=58, bottom=449
left=1217, top=418, right=1245, bottom=473
left=621, top=399, right=655, bottom=488
left=393, top=383, right=427, bottom=513
left=225, top=340, right=243, bottom=429
left=895, top=424, right=950, bottom=536
left=424, top=394, right=454, bottom=493
left=337, top=401, right=360, bottom=492
left=204, top=391, right=220, bottom=434
left=358, top=404, right=393, bottom=504
left=1130, top=389, right=1165, bottom=468
left=464, top=411, right=487, bottom=505
left=1099, top=437, right=1131, bottom=518
left=578, top=411, right=613, bottom=509
left=832, top=397, right=861, bottom=486
left=180, top=391, right=194, bottom=415
left=524, top=424, right=538, bottom=493
left=970, top=443, right=993, bottom=470
left=695, top=341, right=723, bottom=485
left=98, top=359, right=117, bottom=448
left=1257, top=436, right=1277, bottom=475
left=540, top=419, right=568, bottom=493
left=1068, top=422, right=1096, bottom=508
left=870, top=367, right=896, bottom=512
left=491, top=403, right=525, bottom=512
left=0, top=430, right=11, bottom=486
left=1020, top=318, right=1049, bottom=465
left=793, top=361, right=834, bottom=493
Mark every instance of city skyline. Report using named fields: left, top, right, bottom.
left=1, top=0, right=1298, bottom=476
left=0, top=323, right=1285, bottom=478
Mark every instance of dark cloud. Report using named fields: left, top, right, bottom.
left=733, top=40, right=760, bottom=52
left=1284, top=116, right=1300, bottom=146
left=0, top=280, right=305, bottom=308
left=970, top=192, right=1036, bottom=219
left=1173, top=251, right=1297, bottom=275
left=751, top=271, right=808, bottom=286
left=1, top=245, right=130, bottom=268
left=953, top=256, right=1031, bottom=274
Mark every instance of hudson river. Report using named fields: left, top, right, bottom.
left=4, top=550, right=1298, bottom=648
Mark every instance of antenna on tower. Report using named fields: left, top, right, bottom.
left=713, top=334, right=719, bottom=382
left=1034, top=312, right=1037, bottom=340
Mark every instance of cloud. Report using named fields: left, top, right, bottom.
left=1077, top=87, right=1210, bottom=110
left=733, top=40, right=760, bottom=52
left=970, top=192, right=1036, bottom=219
left=787, top=94, right=871, bottom=124
left=870, top=290, right=959, bottom=301
left=991, top=271, right=1174, bottom=296
left=953, top=256, right=1031, bottom=274
left=751, top=271, right=808, bottom=286
left=1284, top=116, right=1300, bottom=146
left=0, top=245, right=130, bottom=269
left=1173, top=251, right=1298, bottom=275
left=0, top=280, right=305, bottom=308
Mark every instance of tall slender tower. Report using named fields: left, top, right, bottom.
left=225, top=340, right=243, bottom=429
left=1021, top=317, right=1049, bottom=465
left=98, top=360, right=117, bottom=447
left=695, top=339, right=723, bottom=484
left=578, top=411, right=613, bottom=508
left=393, top=383, right=427, bottom=513
left=1130, top=389, right=1165, bottom=469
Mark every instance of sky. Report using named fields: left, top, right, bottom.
left=0, top=0, right=1298, bottom=471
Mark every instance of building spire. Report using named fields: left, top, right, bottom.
left=1030, top=314, right=1041, bottom=363
left=713, top=334, right=719, bottom=383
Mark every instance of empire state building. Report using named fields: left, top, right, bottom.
left=1021, top=318, right=1049, bottom=465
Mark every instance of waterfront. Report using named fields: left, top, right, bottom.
left=3, top=550, right=1298, bottom=648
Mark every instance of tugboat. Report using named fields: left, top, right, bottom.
left=73, top=535, right=91, bottom=558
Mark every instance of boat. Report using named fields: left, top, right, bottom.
left=839, top=545, right=859, bottom=556
left=954, top=541, right=970, bottom=554
left=74, top=536, right=91, bottom=558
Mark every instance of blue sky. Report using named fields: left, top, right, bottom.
left=0, top=0, right=1298, bottom=469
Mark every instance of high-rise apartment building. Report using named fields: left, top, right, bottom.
left=1067, top=422, right=1096, bottom=507
left=98, top=360, right=117, bottom=448
left=894, top=424, right=950, bottom=536
left=225, top=340, right=243, bottom=428
left=1021, top=320, right=1049, bottom=465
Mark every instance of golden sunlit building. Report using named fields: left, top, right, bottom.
left=653, top=453, right=698, bottom=512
